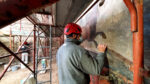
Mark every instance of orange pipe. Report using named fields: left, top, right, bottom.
left=12, top=37, right=14, bottom=51
left=133, top=0, right=144, bottom=84
left=124, top=0, right=144, bottom=84
left=9, top=27, right=12, bottom=50
left=99, top=80, right=110, bottom=84
left=90, top=75, right=99, bottom=84
left=20, top=20, right=21, bottom=31
left=123, top=0, right=137, bottom=32
left=9, top=27, right=12, bottom=61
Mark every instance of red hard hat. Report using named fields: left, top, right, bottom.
left=64, top=23, right=82, bottom=35
left=24, top=42, right=28, bottom=45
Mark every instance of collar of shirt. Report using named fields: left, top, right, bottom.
left=65, top=38, right=79, bottom=45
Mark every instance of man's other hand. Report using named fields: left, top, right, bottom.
left=97, top=44, right=107, bottom=53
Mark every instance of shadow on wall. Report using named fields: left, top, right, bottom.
left=82, top=23, right=107, bottom=47
left=81, top=2, right=106, bottom=48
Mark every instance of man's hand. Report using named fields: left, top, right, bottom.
left=97, top=44, right=107, bottom=53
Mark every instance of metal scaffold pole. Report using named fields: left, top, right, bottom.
left=35, top=26, right=39, bottom=84
left=49, top=26, right=52, bottom=84
left=34, top=25, right=53, bottom=84
left=33, top=25, right=36, bottom=78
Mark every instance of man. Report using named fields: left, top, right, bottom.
left=20, top=42, right=30, bottom=64
left=57, top=23, right=107, bottom=84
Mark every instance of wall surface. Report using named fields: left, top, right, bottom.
left=78, top=0, right=133, bottom=83
left=144, top=0, right=150, bottom=83
left=144, top=0, right=150, bottom=68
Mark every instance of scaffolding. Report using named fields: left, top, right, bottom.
left=34, top=25, right=52, bottom=84
left=0, top=2, right=63, bottom=83
left=0, top=11, right=64, bottom=84
left=0, top=24, right=64, bottom=83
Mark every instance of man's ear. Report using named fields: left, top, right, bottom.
left=72, top=34, right=77, bottom=39
left=77, top=35, right=80, bottom=40
left=64, top=35, right=67, bottom=40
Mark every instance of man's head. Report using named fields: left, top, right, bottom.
left=24, top=42, right=28, bottom=45
left=64, top=23, right=82, bottom=40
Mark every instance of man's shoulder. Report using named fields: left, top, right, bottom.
left=58, top=43, right=86, bottom=52
left=70, top=44, right=87, bottom=55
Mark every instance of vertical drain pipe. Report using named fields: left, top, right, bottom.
left=133, top=0, right=144, bottom=84
left=124, top=0, right=143, bottom=84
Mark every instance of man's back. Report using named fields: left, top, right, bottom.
left=57, top=39, right=106, bottom=84
left=57, top=41, right=90, bottom=84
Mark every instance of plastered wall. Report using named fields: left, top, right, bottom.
left=78, top=0, right=133, bottom=82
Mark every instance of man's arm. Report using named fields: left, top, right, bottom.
left=78, top=44, right=107, bottom=75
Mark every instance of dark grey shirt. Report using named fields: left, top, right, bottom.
left=56, top=38, right=105, bottom=84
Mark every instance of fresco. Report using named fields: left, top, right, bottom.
left=77, top=0, right=133, bottom=83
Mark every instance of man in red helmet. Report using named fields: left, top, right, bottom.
left=20, top=41, right=30, bottom=68
left=57, top=23, right=107, bottom=84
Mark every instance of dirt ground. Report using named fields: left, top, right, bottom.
left=0, top=59, right=58, bottom=84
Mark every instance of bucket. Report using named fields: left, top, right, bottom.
left=21, top=63, right=26, bottom=69
left=41, top=59, right=46, bottom=69
left=11, top=65, right=18, bottom=71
